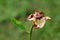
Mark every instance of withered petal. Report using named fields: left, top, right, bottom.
left=34, top=11, right=44, bottom=20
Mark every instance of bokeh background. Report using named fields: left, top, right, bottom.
left=0, top=0, right=60, bottom=40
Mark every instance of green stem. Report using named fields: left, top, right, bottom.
left=29, top=26, right=33, bottom=40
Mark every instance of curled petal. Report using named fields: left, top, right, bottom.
left=27, top=14, right=33, bottom=19
left=39, top=20, right=46, bottom=28
left=28, top=17, right=35, bottom=21
left=38, top=16, right=51, bottom=28
left=42, top=16, right=51, bottom=20
left=34, top=11, right=44, bottom=19
left=32, top=18, right=46, bottom=28
left=45, top=16, right=51, bottom=20
left=27, top=14, right=35, bottom=21
left=33, top=19, right=46, bottom=28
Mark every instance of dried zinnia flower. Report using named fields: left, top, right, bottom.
left=27, top=10, right=51, bottom=28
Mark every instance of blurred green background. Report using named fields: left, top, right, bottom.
left=0, top=0, right=60, bottom=40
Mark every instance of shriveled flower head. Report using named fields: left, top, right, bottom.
left=27, top=10, right=51, bottom=28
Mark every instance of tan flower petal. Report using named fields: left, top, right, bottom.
left=38, top=19, right=46, bottom=28
left=43, top=16, right=51, bottom=20
left=38, top=16, right=51, bottom=28
left=28, top=17, right=35, bottom=21
left=39, top=20, right=46, bottom=28
left=27, top=14, right=35, bottom=21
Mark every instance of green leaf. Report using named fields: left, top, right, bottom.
left=11, top=18, right=27, bottom=32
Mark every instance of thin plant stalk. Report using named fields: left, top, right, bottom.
left=29, top=26, right=33, bottom=40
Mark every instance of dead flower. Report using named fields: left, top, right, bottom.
left=27, top=10, right=51, bottom=28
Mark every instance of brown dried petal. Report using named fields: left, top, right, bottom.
left=33, top=23, right=38, bottom=28
left=40, top=12, right=44, bottom=17
left=35, top=12, right=44, bottom=19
